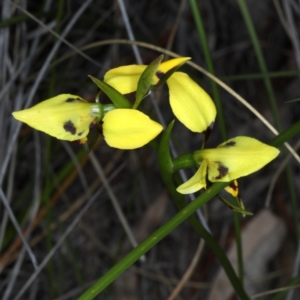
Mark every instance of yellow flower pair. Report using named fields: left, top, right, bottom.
left=12, top=94, right=162, bottom=149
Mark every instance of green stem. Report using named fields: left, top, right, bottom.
left=172, top=153, right=195, bottom=171
left=233, top=210, right=243, bottom=284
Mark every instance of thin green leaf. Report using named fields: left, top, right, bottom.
left=236, top=0, right=282, bottom=131
left=285, top=98, right=300, bottom=103
left=233, top=205, right=244, bottom=285
left=88, top=75, right=132, bottom=108
left=134, top=55, right=164, bottom=108
left=221, top=70, right=300, bottom=81
left=218, top=196, right=253, bottom=216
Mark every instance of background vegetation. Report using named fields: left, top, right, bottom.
left=1, top=0, right=300, bottom=299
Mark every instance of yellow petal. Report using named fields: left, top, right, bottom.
left=102, top=109, right=163, bottom=149
left=103, top=57, right=190, bottom=94
left=78, top=137, right=88, bottom=144
left=12, top=94, right=99, bottom=141
left=157, top=57, right=191, bottom=76
left=195, top=136, right=280, bottom=182
left=176, top=159, right=207, bottom=194
left=104, top=65, right=146, bottom=94
left=166, top=72, right=217, bottom=133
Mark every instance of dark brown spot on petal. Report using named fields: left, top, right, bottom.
left=66, top=98, right=82, bottom=102
left=89, top=121, right=98, bottom=129
left=63, top=120, right=76, bottom=135
left=203, top=122, right=215, bottom=146
left=77, top=131, right=84, bottom=136
left=223, top=141, right=236, bottom=147
left=215, top=165, right=229, bottom=179
left=229, top=180, right=238, bottom=192
left=155, top=70, right=165, bottom=80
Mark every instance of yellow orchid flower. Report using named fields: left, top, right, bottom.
left=12, top=94, right=163, bottom=149
left=12, top=94, right=100, bottom=142
left=176, top=136, right=280, bottom=194
left=104, top=57, right=217, bottom=133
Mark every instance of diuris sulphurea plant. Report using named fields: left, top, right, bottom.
left=13, top=54, right=279, bottom=214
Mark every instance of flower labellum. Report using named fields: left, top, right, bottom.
left=12, top=94, right=101, bottom=141
left=102, top=109, right=163, bottom=149
left=177, top=136, right=280, bottom=194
